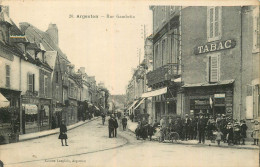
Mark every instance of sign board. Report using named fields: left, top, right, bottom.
left=194, top=39, right=236, bottom=55
left=214, top=94, right=225, bottom=98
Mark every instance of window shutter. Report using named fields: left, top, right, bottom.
left=5, top=65, right=10, bottom=88
left=210, top=55, right=219, bottom=82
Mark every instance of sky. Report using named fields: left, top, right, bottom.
left=2, top=0, right=257, bottom=95
left=3, top=1, right=153, bottom=95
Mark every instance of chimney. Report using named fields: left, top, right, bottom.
left=79, top=67, right=85, bottom=74
left=46, top=23, right=59, bottom=45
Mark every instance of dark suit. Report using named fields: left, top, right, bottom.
left=183, top=118, right=191, bottom=140
left=113, top=118, right=119, bottom=137
left=122, top=117, right=127, bottom=130
left=197, top=117, right=206, bottom=143
left=108, top=118, right=114, bottom=138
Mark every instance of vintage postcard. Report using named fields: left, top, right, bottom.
left=0, top=0, right=259, bottom=167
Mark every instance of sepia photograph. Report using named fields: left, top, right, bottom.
left=0, top=0, right=259, bottom=166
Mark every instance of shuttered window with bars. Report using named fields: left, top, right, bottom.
left=5, top=65, right=10, bottom=88
left=207, top=7, right=222, bottom=42
left=209, top=54, right=220, bottom=83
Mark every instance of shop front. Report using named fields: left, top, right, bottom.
left=183, top=81, right=234, bottom=120
left=39, top=98, right=52, bottom=131
left=21, top=94, right=39, bottom=134
left=0, top=89, right=20, bottom=144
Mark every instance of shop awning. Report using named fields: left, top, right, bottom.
left=182, top=79, right=234, bottom=88
left=133, top=98, right=146, bottom=110
left=141, top=87, right=167, bottom=98
left=23, top=104, right=38, bottom=115
left=127, top=100, right=139, bottom=111
left=0, top=93, right=10, bottom=108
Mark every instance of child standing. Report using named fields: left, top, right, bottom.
left=226, top=122, right=233, bottom=145
left=215, top=128, right=223, bottom=146
left=252, top=120, right=259, bottom=145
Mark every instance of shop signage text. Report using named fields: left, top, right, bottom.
left=194, top=39, right=236, bottom=55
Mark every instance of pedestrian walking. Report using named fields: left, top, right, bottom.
left=233, top=121, right=241, bottom=145
left=240, top=120, right=247, bottom=145
left=197, top=111, right=206, bottom=144
left=101, top=112, right=106, bottom=125
left=113, top=116, right=119, bottom=137
left=122, top=116, right=127, bottom=130
left=252, top=120, right=259, bottom=145
left=108, top=115, right=114, bottom=138
left=58, top=120, right=68, bottom=146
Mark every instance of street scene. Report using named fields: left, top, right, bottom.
left=0, top=118, right=258, bottom=167
left=0, top=1, right=259, bottom=167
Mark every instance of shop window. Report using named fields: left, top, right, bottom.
left=27, top=73, right=35, bottom=92
left=5, top=64, right=10, bottom=88
left=253, top=6, right=259, bottom=52
left=207, top=6, right=222, bottom=42
left=209, top=54, right=220, bottom=83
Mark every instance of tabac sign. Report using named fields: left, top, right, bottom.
left=194, top=39, right=236, bottom=55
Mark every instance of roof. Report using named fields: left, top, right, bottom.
left=20, top=22, right=69, bottom=63
left=182, top=79, right=235, bottom=88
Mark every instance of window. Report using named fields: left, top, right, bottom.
left=171, top=29, right=179, bottom=64
left=5, top=65, right=10, bottom=88
left=27, top=73, right=35, bottom=92
left=162, top=6, right=167, bottom=22
left=154, top=44, right=159, bottom=69
left=44, top=76, right=48, bottom=96
left=162, top=38, right=167, bottom=65
left=209, top=54, right=220, bottom=83
left=56, top=71, right=59, bottom=83
left=207, top=7, right=222, bottom=41
left=253, top=6, right=259, bottom=52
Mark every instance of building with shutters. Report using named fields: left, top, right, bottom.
left=147, top=6, right=259, bottom=128
left=146, top=6, right=182, bottom=124
left=180, top=6, right=259, bottom=131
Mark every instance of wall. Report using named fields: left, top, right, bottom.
left=181, top=6, right=242, bottom=120
left=0, top=54, right=20, bottom=91
left=20, top=59, right=40, bottom=95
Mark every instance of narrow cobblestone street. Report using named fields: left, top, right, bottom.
left=0, top=118, right=258, bottom=167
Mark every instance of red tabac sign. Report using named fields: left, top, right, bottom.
left=194, top=39, right=236, bottom=55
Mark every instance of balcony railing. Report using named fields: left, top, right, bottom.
left=146, top=63, right=180, bottom=86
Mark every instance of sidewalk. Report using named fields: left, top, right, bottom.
left=127, top=119, right=259, bottom=150
left=19, top=117, right=99, bottom=142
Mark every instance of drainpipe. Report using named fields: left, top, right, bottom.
left=240, top=7, right=243, bottom=121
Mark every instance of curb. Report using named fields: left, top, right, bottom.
left=127, top=127, right=259, bottom=150
left=19, top=117, right=100, bottom=142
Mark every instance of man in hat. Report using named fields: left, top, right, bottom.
left=108, top=115, right=114, bottom=138
left=183, top=114, right=191, bottom=140
left=113, top=115, right=119, bottom=137
left=122, top=115, right=128, bottom=131
left=197, top=111, right=207, bottom=144
left=240, top=120, right=247, bottom=145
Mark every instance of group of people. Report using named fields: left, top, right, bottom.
left=135, top=117, right=156, bottom=140
left=158, top=112, right=259, bottom=146
left=108, top=114, right=119, bottom=138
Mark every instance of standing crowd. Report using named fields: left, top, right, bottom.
left=158, top=111, right=259, bottom=146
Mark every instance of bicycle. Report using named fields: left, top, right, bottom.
left=158, top=127, right=180, bottom=143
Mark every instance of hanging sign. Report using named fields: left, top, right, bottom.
left=194, top=39, right=236, bottom=55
